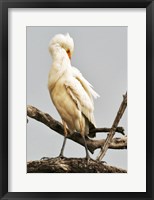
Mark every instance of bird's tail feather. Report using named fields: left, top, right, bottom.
left=88, top=121, right=96, bottom=138
left=84, top=115, right=96, bottom=138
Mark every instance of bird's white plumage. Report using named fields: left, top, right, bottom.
left=71, top=66, right=100, bottom=100
left=48, top=33, right=99, bottom=136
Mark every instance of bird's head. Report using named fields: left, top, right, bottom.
left=49, top=33, right=74, bottom=59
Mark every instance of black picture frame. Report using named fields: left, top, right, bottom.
left=0, top=0, right=153, bottom=199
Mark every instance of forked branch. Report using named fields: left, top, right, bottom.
left=27, top=105, right=127, bottom=154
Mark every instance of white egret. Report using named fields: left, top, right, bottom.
left=48, top=33, right=99, bottom=160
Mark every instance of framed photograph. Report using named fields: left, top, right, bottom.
left=0, top=0, right=153, bottom=199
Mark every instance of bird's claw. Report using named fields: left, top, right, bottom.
left=100, top=160, right=107, bottom=164
left=40, top=157, right=52, bottom=161
left=53, top=153, right=65, bottom=160
left=40, top=154, right=66, bottom=161
left=84, top=156, right=93, bottom=164
left=96, top=159, right=107, bottom=164
left=57, top=154, right=65, bottom=159
left=86, top=158, right=91, bottom=164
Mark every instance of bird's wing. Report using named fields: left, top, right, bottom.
left=71, top=67, right=100, bottom=101
left=65, top=76, right=95, bottom=125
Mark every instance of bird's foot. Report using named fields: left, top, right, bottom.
left=56, top=154, right=65, bottom=160
left=40, top=155, right=66, bottom=161
left=95, top=158, right=107, bottom=164
left=86, top=157, right=91, bottom=164
left=84, top=156, right=93, bottom=164
left=40, top=157, right=52, bottom=161
left=100, top=160, right=107, bottom=164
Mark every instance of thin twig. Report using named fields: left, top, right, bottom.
left=96, top=92, right=127, bottom=161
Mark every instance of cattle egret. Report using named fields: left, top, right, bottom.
left=48, top=33, right=99, bottom=161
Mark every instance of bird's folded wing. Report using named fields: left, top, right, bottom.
left=64, top=78, right=95, bottom=125
left=71, top=67, right=100, bottom=100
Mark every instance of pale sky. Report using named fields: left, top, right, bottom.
left=27, top=26, right=127, bottom=170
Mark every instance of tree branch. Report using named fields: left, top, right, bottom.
left=27, top=157, right=127, bottom=173
left=27, top=105, right=127, bottom=154
left=97, top=92, right=127, bottom=161
left=90, top=126, right=125, bottom=135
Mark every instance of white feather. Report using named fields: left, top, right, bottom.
left=71, top=66, right=100, bottom=99
left=48, top=33, right=99, bottom=135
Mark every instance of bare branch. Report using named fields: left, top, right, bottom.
left=27, top=157, right=127, bottom=173
left=97, top=92, right=127, bottom=161
left=27, top=105, right=127, bottom=154
left=90, top=126, right=125, bottom=135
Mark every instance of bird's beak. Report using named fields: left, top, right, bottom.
left=67, top=50, right=71, bottom=60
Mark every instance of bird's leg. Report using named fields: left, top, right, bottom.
left=58, top=120, right=67, bottom=158
left=80, top=121, right=91, bottom=162
left=82, top=135, right=91, bottom=162
left=59, top=136, right=67, bottom=158
left=41, top=121, right=67, bottom=161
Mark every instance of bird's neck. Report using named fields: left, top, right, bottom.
left=50, top=44, right=72, bottom=74
left=50, top=44, right=69, bottom=63
left=48, top=44, right=72, bottom=90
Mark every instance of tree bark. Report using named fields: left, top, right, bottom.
left=27, top=105, right=127, bottom=154
left=27, top=157, right=127, bottom=173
